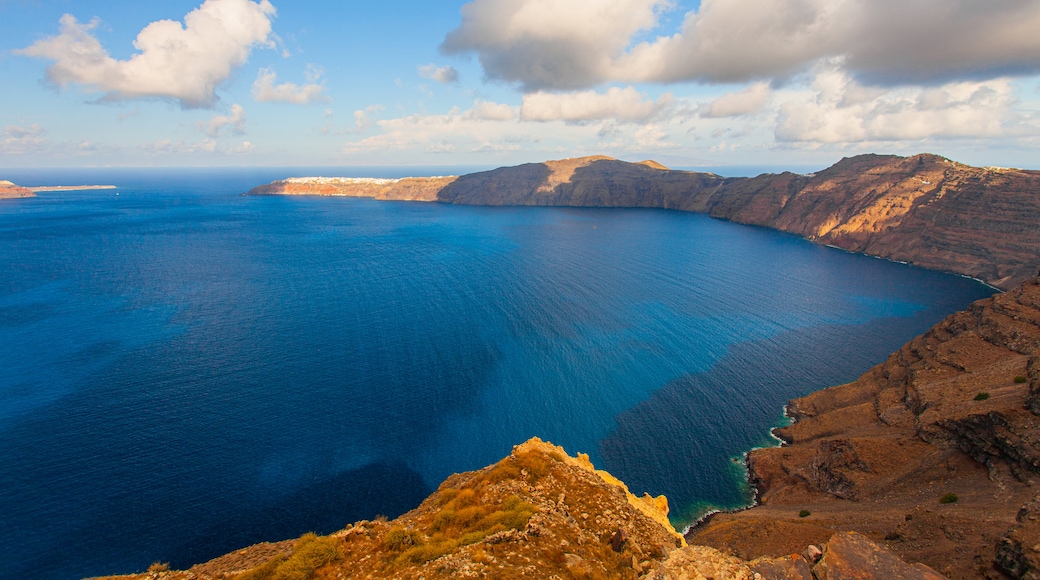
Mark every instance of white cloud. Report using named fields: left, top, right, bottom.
left=442, top=0, right=670, bottom=91
left=2, top=124, right=49, bottom=154
left=418, top=64, right=460, bottom=84
left=252, top=67, right=328, bottom=104
left=444, top=0, right=1040, bottom=89
left=521, top=86, right=671, bottom=123
left=198, top=104, right=246, bottom=137
left=699, top=82, right=772, bottom=118
left=464, top=100, right=518, bottom=121
left=141, top=137, right=256, bottom=155
left=775, top=66, right=1032, bottom=143
left=16, top=0, right=276, bottom=108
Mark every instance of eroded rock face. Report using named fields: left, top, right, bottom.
left=0, top=180, right=34, bottom=199
left=996, top=497, right=1040, bottom=579
left=694, top=278, right=1040, bottom=578
left=815, top=532, right=947, bottom=580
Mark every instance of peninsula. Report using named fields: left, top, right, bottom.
left=250, top=154, right=1040, bottom=291
left=0, top=180, right=117, bottom=199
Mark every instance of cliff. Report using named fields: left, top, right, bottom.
left=248, top=154, right=1040, bottom=290
left=692, top=276, right=1040, bottom=579
left=0, top=180, right=35, bottom=199
left=95, top=438, right=944, bottom=580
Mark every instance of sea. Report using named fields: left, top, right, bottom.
left=0, top=167, right=995, bottom=579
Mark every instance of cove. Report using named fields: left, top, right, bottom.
left=0, top=169, right=994, bottom=579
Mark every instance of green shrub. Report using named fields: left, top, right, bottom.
left=1015, top=376, right=1029, bottom=384
left=798, top=510, right=811, bottom=518
left=939, top=493, right=959, bottom=504
left=974, top=392, right=990, bottom=401
left=383, top=527, right=424, bottom=551
left=237, top=533, right=342, bottom=580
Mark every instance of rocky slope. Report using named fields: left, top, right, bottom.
left=94, top=439, right=944, bottom=580
left=0, top=180, right=35, bottom=199
left=248, top=154, right=1040, bottom=289
left=692, top=276, right=1040, bottom=579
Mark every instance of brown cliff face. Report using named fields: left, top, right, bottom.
left=702, top=154, right=1040, bottom=290
left=248, top=153, right=1040, bottom=289
left=0, top=180, right=35, bottom=199
left=692, top=277, right=1040, bottom=579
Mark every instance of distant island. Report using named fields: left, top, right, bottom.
left=0, top=180, right=116, bottom=199
left=249, top=154, right=1040, bottom=291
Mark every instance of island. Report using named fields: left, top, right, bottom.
left=250, top=153, right=1040, bottom=291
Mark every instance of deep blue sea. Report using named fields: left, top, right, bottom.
left=0, top=168, right=994, bottom=579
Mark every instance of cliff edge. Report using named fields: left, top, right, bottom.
left=692, top=276, right=1040, bottom=579
left=248, top=154, right=1040, bottom=289
left=95, top=438, right=944, bottom=580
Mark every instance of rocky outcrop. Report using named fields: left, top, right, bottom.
left=96, top=439, right=947, bottom=580
left=693, top=278, right=1040, bottom=578
left=248, top=154, right=1040, bottom=289
left=0, top=180, right=35, bottom=199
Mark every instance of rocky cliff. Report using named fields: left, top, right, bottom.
left=692, top=277, right=1040, bottom=579
left=0, top=180, right=35, bottom=199
left=95, top=439, right=944, bottom=580
left=248, top=154, right=1040, bottom=289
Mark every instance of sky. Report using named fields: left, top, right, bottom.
left=2, top=0, right=1040, bottom=169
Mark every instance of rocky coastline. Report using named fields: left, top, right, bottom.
left=249, top=153, right=1040, bottom=290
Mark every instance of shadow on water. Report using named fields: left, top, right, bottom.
left=599, top=309, right=981, bottom=525
left=168, top=462, right=432, bottom=570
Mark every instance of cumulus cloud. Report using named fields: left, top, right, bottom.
left=464, top=100, right=517, bottom=121
left=775, top=66, right=1028, bottom=143
left=199, top=104, right=246, bottom=137
left=699, top=82, right=772, bottom=118
left=442, top=0, right=670, bottom=91
left=444, top=0, right=1040, bottom=89
left=16, top=0, right=276, bottom=108
left=252, top=67, right=328, bottom=104
left=418, top=64, right=460, bottom=84
left=2, top=124, right=49, bottom=154
left=521, top=86, right=671, bottom=123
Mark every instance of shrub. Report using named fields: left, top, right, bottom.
left=939, top=493, right=959, bottom=504
left=383, top=527, right=424, bottom=551
left=798, top=510, right=811, bottom=518
left=147, top=562, right=170, bottom=573
left=1015, top=376, right=1029, bottom=384
left=237, top=533, right=342, bottom=580
left=974, top=392, right=990, bottom=401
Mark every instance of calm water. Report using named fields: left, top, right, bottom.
left=0, top=169, right=994, bottom=579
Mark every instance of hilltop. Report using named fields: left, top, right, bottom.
left=0, top=180, right=35, bottom=199
left=250, top=154, right=1040, bottom=290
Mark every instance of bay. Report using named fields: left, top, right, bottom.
left=0, top=169, right=994, bottom=579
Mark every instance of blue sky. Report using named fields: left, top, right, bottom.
left=2, top=0, right=1040, bottom=168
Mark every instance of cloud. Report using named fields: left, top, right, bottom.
left=198, top=104, right=246, bottom=137
left=444, top=0, right=1040, bottom=89
left=699, top=82, right=772, bottom=118
left=141, top=138, right=255, bottom=155
left=252, top=67, right=328, bottom=104
left=16, top=0, right=276, bottom=108
left=2, top=124, right=49, bottom=154
left=775, top=66, right=1031, bottom=143
left=520, top=86, right=671, bottom=123
left=418, top=64, right=460, bottom=84
left=464, top=100, right=517, bottom=121
left=442, top=0, right=670, bottom=92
